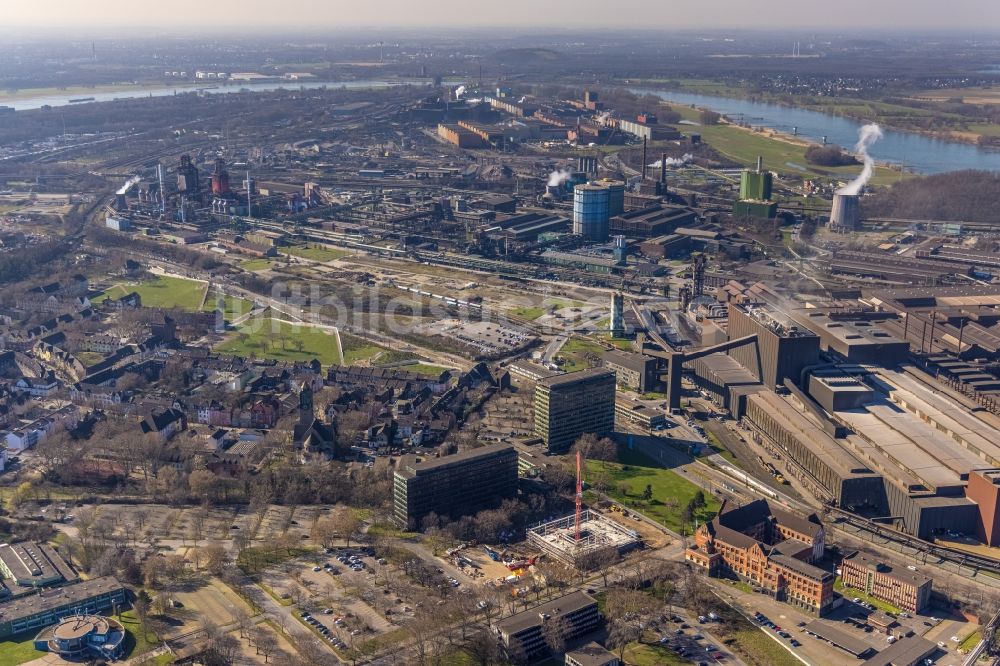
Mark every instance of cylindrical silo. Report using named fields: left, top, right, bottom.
left=573, top=184, right=610, bottom=242
left=830, top=193, right=861, bottom=231
left=603, top=180, right=625, bottom=217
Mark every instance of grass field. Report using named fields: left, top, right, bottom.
left=511, top=306, right=545, bottom=321
left=203, top=293, right=255, bottom=320
left=240, top=258, right=278, bottom=272
left=282, top=244, right=352, bottom=262
left=680, top=119, right=902, bottom=186
left=372, top=349, right=420, bottom=365
left=558, top=336, right=606, bottom=372
left=75, top=351, right=107, bottom=367
left=0, top=633, right=44, bottom=666
left=726, top=627, right=802, bottom=666
left=339, top=332, right=388, bottom=365
left=117, top=609, right=161, bottom=658
left=217, top=318, right=341, bottom=365
left=96, top=276, right=208, bottom=311
left=587, top=447, right=721, bottom=533
left=623, top=642, right=690, bottom=666
left=406, top=363, right=451, bottom=377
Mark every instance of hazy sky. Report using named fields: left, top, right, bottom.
left=3, top=0, right=998, bottom=31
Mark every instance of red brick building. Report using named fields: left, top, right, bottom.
left=965, top=469, right=1000, bottom=546
left=685, top=500, right=834, bottom=615
left=839, top=551, right=932, bottom=614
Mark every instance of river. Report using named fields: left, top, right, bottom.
left=634, top=88, right=1000, bottom=175
left=5, top=80, right=999, bottom=175
left=0, top=79, right=429, bottom=112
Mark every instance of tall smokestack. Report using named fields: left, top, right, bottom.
left=756, top=156, right=763, bottom=173
left=642, top=138, right=647, bottom=180
left=661, top=153, right=667, bottom=184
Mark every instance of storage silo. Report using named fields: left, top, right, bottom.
left=602, top=180, right=626, bottom=217
left=830, top=193, right=861, bottom=231
left=573, top=184, right=610, bottom=242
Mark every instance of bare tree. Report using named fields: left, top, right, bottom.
left=541, top=614, right=573, bottom=656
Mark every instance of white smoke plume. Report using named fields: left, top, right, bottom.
left=648, top=154, right=694, bottom=168
left=518, top=96, right=527, bottom=104
left=547, top=169, right=572, bottom=187
left=454, top=85, right=467, bottom=99
left=837, top=123, right=883, bottom=195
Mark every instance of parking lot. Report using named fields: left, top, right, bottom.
left=653, top=610, right=737, bottom=665
left=715, top=579, right=978, bottom=665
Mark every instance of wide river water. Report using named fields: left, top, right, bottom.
left=4, top=81, right=1000, bottom=175
left=633, top=88, right=1000, bottom=175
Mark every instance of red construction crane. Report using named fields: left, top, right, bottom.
left=575, top=450, right=583, bottom=542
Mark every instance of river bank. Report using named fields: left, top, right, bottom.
left=629, top=80, right=998, bottom=148
left=632, top=87, right=1000, bottom=175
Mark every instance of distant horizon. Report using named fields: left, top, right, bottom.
left=2, top=0, right=998, bottom=33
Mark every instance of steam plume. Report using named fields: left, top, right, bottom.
left=547, top=169, right=572, bottom=187
left=837, top=123, right=883, bottom=195
left=648, top=154, right=694, bottom=168
left=454, top=85, right=466, bottom=99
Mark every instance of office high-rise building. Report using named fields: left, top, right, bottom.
left=534, top=368, right=616, bottom=452
left=392, top=444, right=518, bottom=528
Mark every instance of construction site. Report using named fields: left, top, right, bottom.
left=527, top=509, right=643, bottom=569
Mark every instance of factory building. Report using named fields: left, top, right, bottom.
left=610, top=205, right=699, bottom=239
left=176, top=154, right=200, bottom=198
left=830, top=251, right=960, bottom=285
left=487, top=212, right=570, bottom=243
left=534, top=368, right=616, bottom=452
left=727, top=303, right=821, bottom=390
left=210, top=158, right=230, bottom=195
left=637, top=233, right=691, bottom=259
left=485, top=96, right=538, bottom=117
left=734, top=157, right=777, bottom=219
left=789, top=307, right=910, bottom=366
left=457, top=120, right=505, bottom=148
left=743, top=391, right=886, bottom=510
left=392, top=444, right=519, bottom=528
left=618, top=118, right=680, bottom=141
left=601, top=349, right=657, bottom=392
left=839, top=551, right=932, bottom=614
left=437, top=124, right=486, bottom=148
left=862, top=285, right=1000, bottom=359
left=687, top=352, right=765, bottom=418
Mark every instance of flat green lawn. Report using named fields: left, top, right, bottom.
left=557, top=337, right=606, bottom=372
left=339, top=332, right=388, bottom=365
left=407, top=363, right=451, bottom=377
left=0, top=633, right=44, bottom=666
left=959, top=630, right=982, bottom=653
left=727, top=627, right=802, bottom=666
left=282, top=244, right=351, bottom=262
left=834, top=578, right=902, bottom=614
left=588, top=447, right=720, bottom=533
left=241, top=258, right=277, bottom=272
left=96, top=276, right=208, bottom=311
left=623, top=642, right=690, bottom=665
left=217, top=318, right=341, bottom=365
left=203, top=293, right=255, bottom=320
left=117, top=609, right=160, bottom=658
left=75, top=351, right=107, bottom=367
left=511, top=306, right=545, bottom=321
